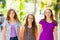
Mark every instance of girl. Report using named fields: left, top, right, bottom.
left=21, top=14, right=38, bottom=40
left=2, top=9, right=21, bottom=40
left=39, top=9, right=58, bottom=40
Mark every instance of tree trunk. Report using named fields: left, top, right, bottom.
left=55, top=0, right=60, bottom=21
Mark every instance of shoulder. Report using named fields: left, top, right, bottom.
left=17, top=21, right=21, bottom=24
left=22, top=25, right=25, bottom=31
left=53, top=20, right=58, bottom=26
left=16, top=21, right=21, bottom=25
left=39, top=19, right=45, bottom=24
left=53, top=20, right=58, bottom=24
left=40, top=19, right=45, bottom=22
left=2, top=19, right=9, bottom=27
left=3, top=19, right=9, bottom=23
left=16, top=21, right=22, bottom=27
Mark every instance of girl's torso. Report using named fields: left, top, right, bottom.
left=39, top=19, right=58, bottom=40
left=24, top=27, right=36, bottom=40
left=2, top=20, right=21, bottom=40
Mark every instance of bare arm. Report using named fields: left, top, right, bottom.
left=54, top=26, right=58, bottom=40
left=2, top=27, right=6, bottom=40
left=17, top=27, right=21, bottom=40
left=35, top=28, right=38, bottom=40
left=21, top=26, right=25, bottom=40
left=38, top=24, right=43, bottom=40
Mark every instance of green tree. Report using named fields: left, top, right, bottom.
left=0, top=0, right=6, bottom=8
left=20, top=0, right=26, bottom=24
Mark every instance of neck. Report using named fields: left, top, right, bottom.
left=28, top=23, right=32, bottom=28
left=46, top=18, right=51, bottom=21
left=10, top=18, right=15, bottom=22
left=46, top=18, right=53, bottom=23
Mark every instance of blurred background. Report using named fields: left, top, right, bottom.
left=0, top=0, right=60, bottom=40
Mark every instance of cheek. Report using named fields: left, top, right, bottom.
left=45, top=13, right=51, bottom=17
left=10, top=14, right=15, bottom=18
left=28, top=19, right=33, bottom=22
left=47, top=14, right=51, bottom=17
left=30, top=19, right=33, bottom=22
left=12, top=13, right=15, bottom=17
left=32, top=19, right=33, bottom=22
left=28, top=19, right=31, bottom=22
left=9, top=14, right=12, bottom=17
left=13, top=14, right=15, bottom=17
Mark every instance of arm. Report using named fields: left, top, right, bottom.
left=38, top=24, right=43, bottom=40
left=35, top=28, right=38, bottom=40
left=54, top=26, right=58, bottom=40
left=2, top=20, right=7, bottom=40
left=17, top=27, right=21, bottom=40
left=21, top=26, right=25, bottom=40
left=2, top=27, right=6, bottom=40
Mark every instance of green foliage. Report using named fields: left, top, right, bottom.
left=0, top=0, right=6, bottom=8
left=20, top=0, right=25, bottom=10
left=20, top=0, right=26, bottom=24
left=25, top=0, right=34, bottom=3
left=25, top=0, right=28, bottom=2
left=20, top=11, right=26, bottom=24
left=3, top=8, right=8, bottom=17
left=40, top=1, right=47, bottom=10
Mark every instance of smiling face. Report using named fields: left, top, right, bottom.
left=6, top=9, right=19, bottom=22
left=9, top=11, right=15, bottom=19
left=44, top=9, right=52, bottom=18
left=28, top=15, right=33, bottom=24
left=44, top=9, right=54, bottom=21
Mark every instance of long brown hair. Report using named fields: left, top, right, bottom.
left=6, top=9, right=20, bottom=22
left=44, top=9, right=54, bottom=21
left=24, top=14, right=37, bottom=35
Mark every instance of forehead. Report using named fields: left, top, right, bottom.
left=10, top=11, right=14, bottom=13
left=28, top=15, right=33, bottom=17
left=45, top=9, right=51, bottom=12
left=9, top=11, right=15, bottom=15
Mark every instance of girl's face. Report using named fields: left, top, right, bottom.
left=28, top=15, right=33, bottom=24
left=44, top=10, right=51, bottom=18
left=9, top=11, right=15, bottom=19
